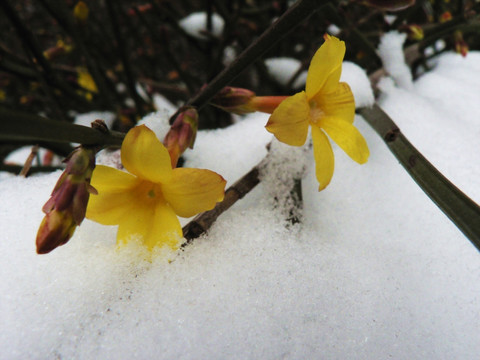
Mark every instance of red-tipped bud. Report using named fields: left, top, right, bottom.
left=36, top=211, right=77, bottom=254
left=210, top=87, right=257, bottom=115
left=402, top=24, right=424, bottom=41
left=163, top=108, right=198, bottom=167
left=357, top=0, right=415, bottom=11
left=454, top=31, right=468, bottom=57
left=36, top=147, right=97, bottom=254
left=210, top=87, right=288, bottom=115
left=440, top=11, right=452, bottom=23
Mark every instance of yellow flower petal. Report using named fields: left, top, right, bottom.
left=116, top=200, right=182, bottom=250
left=116, top=201, right=155, bottom=246
left=86, top=166, right=140, bottom=225
left=77, top=68, right=98, bottom=93
left=305, top=35, right=345, bottom=99
left=312, top=82, right=355, bottom=124
left=320, top=117, right=369, bottom=164
left=121, top=125, right=173, bottom=183
left=147, top=202, right=182, bottom=250
left=311, top=126, right=334, bottom=191
left=162, top=168, right=226, bottom=218
left=89, top=165, right=138, bottom=191
left=265, top=91, right=310, bottom=146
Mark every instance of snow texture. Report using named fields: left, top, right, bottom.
left=179, top=12, right=224, bottom=40
left=264, top=57, right=304, bottom=87
left=378, top=31, right=414, bottom=90
left=1, top=51, right=480, bottom=359
left=341, top=61, right=374, bottom=108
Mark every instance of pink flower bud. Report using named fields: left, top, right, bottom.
left=36, top=147, right=96, bottom=254
left=163, top=108, right=198, bottom=167
left=211, top=87, right=288, bottom=115
left=210, top=87, right=257, bottom=115
left=36, top=210, right=77, bottom=254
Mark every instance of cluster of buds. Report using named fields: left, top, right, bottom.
left=36, top=146, right=97, bottom=254
left=43, top=39, right=73, bottom=61
left=163, top=107, right=198, bottom=167
left=357, top=0, right=415, bottom=12
left=210, top=86, right=287, bottom=115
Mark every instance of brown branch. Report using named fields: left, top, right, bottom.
left=19, top=145, right=39, bottom=177
left=182, top=164, right=261, bottom=244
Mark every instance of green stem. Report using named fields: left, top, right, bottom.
left=0, top=107, right=124, bottom=147
left=360, top=104, right=480, bottom=251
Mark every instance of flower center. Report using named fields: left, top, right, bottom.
left=137, top=180, right=161, bottom=202
left=309, top=100, right=324, bottom=124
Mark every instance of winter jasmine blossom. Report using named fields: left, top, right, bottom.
left=265, top=34, right=369, bottom=190
left=86, top=125, right=226, bottom=250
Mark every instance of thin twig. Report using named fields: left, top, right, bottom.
left=183, top=164, right=262, bottom=244
left=0, top=164, right=64, bottom=175
left=19, top=145, right=39, bottom=177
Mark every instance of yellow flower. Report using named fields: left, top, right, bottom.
left=86, top=125, right=226, bottom=250
left=77, top=68, right=98, bottom=93
left=265, top=34, right=369, bottom=191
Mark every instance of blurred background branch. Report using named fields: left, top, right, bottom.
left=1, top=0, right=479, bottom=165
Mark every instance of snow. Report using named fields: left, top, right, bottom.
left=378, top=31, right=413, bottom=90
left=74, top=111, right=115, bottom=129
left=264, top=57, right=304, bottom=88
left=341, top=61, right=375, bottom=108
left=179, top=12, right=224, bottom=40
left=2, top=50, right=480, bottom=359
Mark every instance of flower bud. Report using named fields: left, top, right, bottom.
left=210, top=87, right=257, bottom=115
left=357, top=0, right=415, bottom=11
left=36, top=147, right=97, bottom=254
left=440, top=11, right=452, bottom=23
left=77, top=68, right=98, bottom=93
left=74, top=1, right=89, bottom=23
left=454, top=31, right=468, bottom=57
left=210, top=86, right=288, bottom=115
left=163, top=108, right=198, bottom=167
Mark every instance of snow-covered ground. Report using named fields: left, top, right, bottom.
left=1, top=48, right=480, bottom=359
